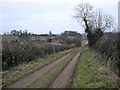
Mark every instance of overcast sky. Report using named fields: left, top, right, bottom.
left=1, top=0, right=119, bottom=34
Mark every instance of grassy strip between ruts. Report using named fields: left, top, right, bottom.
left=27, top=48, right=80, bottom=88
left=2, top=49, right=74, bottom=87
left=72, top=48, right=118, bottom=88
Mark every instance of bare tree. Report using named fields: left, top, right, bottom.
left=74, top=3, right=113, bottom=46
left=74, top=3, right=93, bottom=33
left=91, top=10, right=113, bottom=31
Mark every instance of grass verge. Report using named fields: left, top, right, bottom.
left=27, top=49, right=80, bottom=88
left=0, top=72, right=1, bottom=89
left=2, top=49, right=72, bottom=87
left=72, top=48, right=118, bottom=88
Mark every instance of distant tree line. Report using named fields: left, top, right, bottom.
left=3, top=30, right=33, bottom=36
left=61, top=31, right=82, bottom=36
left=3, top=30, right=57, bottom=36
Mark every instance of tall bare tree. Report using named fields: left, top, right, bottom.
left=74, top=3, right=93, bottom=33
left=74, top=3, right=113, bottom=46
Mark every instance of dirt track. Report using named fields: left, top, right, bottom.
left=6, top=53, right=71, bottom=88
left=49, top=52, right=81, bottom=88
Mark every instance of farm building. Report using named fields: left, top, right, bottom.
left=51, top=37, right=63, bottom=45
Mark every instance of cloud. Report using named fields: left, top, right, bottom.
left=2, top=0, right=118, bottom=34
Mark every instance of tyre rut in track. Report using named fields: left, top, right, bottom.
left=49, top=52, right=81, bottom=88
left=5, top=53, right=71, bottom=88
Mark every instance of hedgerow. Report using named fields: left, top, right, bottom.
left=93, top=32, right=119, bottom=76
left=2, top=40, right=75, bottom=70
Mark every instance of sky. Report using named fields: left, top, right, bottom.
left=1, top=0, right=119, bottom=34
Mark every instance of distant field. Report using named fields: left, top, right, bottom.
left=2, top=35, right=56, bottom=42
left=2, top=35, right=19, bottom=41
